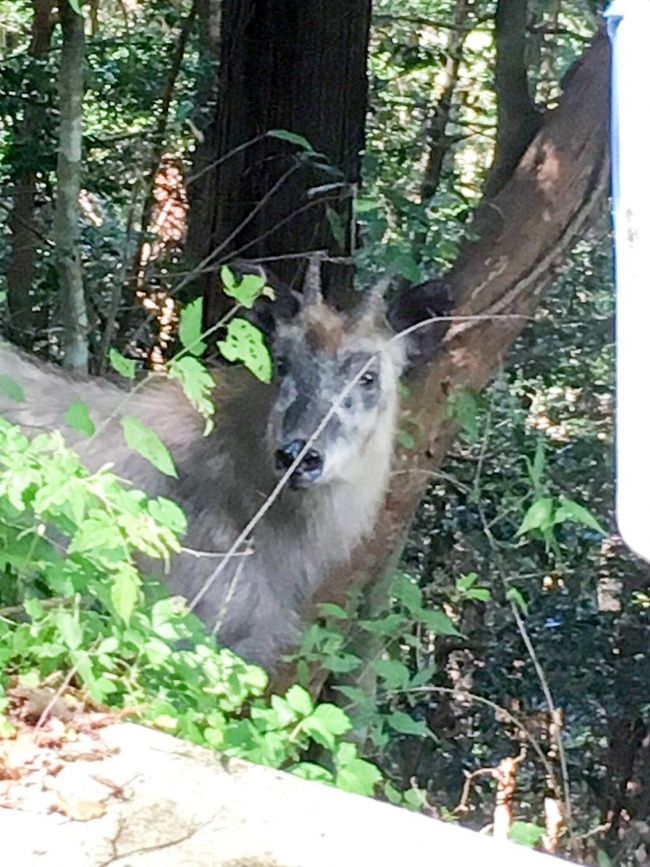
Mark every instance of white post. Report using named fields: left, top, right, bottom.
left=606, top=1, right=650, bottom=562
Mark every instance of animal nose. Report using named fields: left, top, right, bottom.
left=275, top=439, right=323, bottom=484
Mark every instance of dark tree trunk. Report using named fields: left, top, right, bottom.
left=187, top=0, right=372, bottom=322
left=5, top=0, right=55, bottom=348
left=483, top=0, right=542, bottom=198
left=185, top=0, right=222, bottom=260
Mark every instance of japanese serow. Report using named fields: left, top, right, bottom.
left=0, top=270, right=451, bottom=669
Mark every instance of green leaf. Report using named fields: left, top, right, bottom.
left=0, top=375, right=25, bottom=403
left=178, top=298, right=206, bottom=356
left=555, top=497, right=606, bottom=534
left=456, top=572, right=478, bottom=592
left=109, top=349, right=136, bottom=380
left=111, top=566, right=140, bottom=622
left=419, top=608, right=461, bottom=637
left=393, top=573, right=423, bottom=613
left=373, top=659, right=410, bottom=690
left=335, top=757, right=383, bottom=796
left=409, top=664, right=437, bottom=689
left=597, top=850, right=613, bottom=867
left=355, top=197, right=379, bottom=214
left=217, top=318, right=272, bottom=382
left=397, top=430, right=416, bottom=449
left=268, top=129, right=314, bottom=152
left=291, top=762, right=334, bottom=784
left=122, top=416, right=177, bottom=477
left=148, top=497, right=187, bottom=535
left=318, top=602, right=349, bottom=620
left=529, top=438, right=546, bottom=487
left=467, top=587, right=491, bottom=602
left=64, top=400, right=96, bottom=437
left=386, top=711, right=431, bottom=737
left=55, top=610, right=83, bottom=650
left=220, top=268, right=268, bottom=309
left=68, top=0, right=83, bottom=14
left=326, top=207, right=346, bottom=247
left=302, top=703, right=351, bottom=750
left=447, top=388, right=479, bottom=442
left=390, top=253, right=421, bottom=283
left=506, top=586, right=529, bottom=616
left=285, top=685, right=313, bottom=717
left=509, top=821, right=545, bottom=848
left=403, top=786, right=428, bottom=811
left=168, top=356, right=215, bottom=433
left=516, top=497, right=555, bottom=536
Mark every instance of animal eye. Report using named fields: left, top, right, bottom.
left=360, top=370, right=378, bottom=387
left=275, top=357, right=289, bottom=378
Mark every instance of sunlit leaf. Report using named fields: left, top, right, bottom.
left=217, top=318, right=272, bottom=382
left=178, top=298, right=206, bottom=356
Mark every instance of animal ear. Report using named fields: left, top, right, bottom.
left=386, top=278, right=455, bottom=368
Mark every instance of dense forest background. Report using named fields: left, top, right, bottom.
left=1, top=1, right=649, bottom=865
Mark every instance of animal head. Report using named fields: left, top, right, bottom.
left=260, top=259, right=453, bottom=489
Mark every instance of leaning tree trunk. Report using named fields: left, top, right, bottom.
left=315, top=32, right=610, bottom=622
left=53, top=0, right=87, bottom=371
left=187, top=0, right=372, bottom=321
left=483, top=0, right=542, bottom=198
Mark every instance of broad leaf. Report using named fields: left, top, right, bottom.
left=122, top=416, right=177, bottom=477
left=109, top=349, right=136, bottom=380
left=64, top=400, right=96, bottom=437
left=217, top=318, right=272, bottom=382
left=178, top=298, right=206, bottom=356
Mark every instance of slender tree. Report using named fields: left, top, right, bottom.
left=53, top=0, right=87, bottom=370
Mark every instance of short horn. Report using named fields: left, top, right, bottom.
left=351, top=274, right=391, bottom=323
left=303, top=254, right=324, bottom=307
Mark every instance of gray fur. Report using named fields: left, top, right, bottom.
left=0, top=305, right=405, bottom=669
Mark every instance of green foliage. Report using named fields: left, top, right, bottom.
left=0, top=0, right=636, bottom=859
left=0, top=413, right=387, bottom=798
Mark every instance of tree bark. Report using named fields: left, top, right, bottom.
left=185, top=0, right=222, bottom=263
left=5, top=0, right=55, bottom=348
left=317, top=32, right=610, bottom=614
left=483, top=0, right=542, bottom=198
left=54, top=0, right=88, bottom=371
left=188, top=0, right=372, bottom=322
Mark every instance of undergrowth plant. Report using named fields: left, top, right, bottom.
left=0, top=277, right=397, bottom=802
